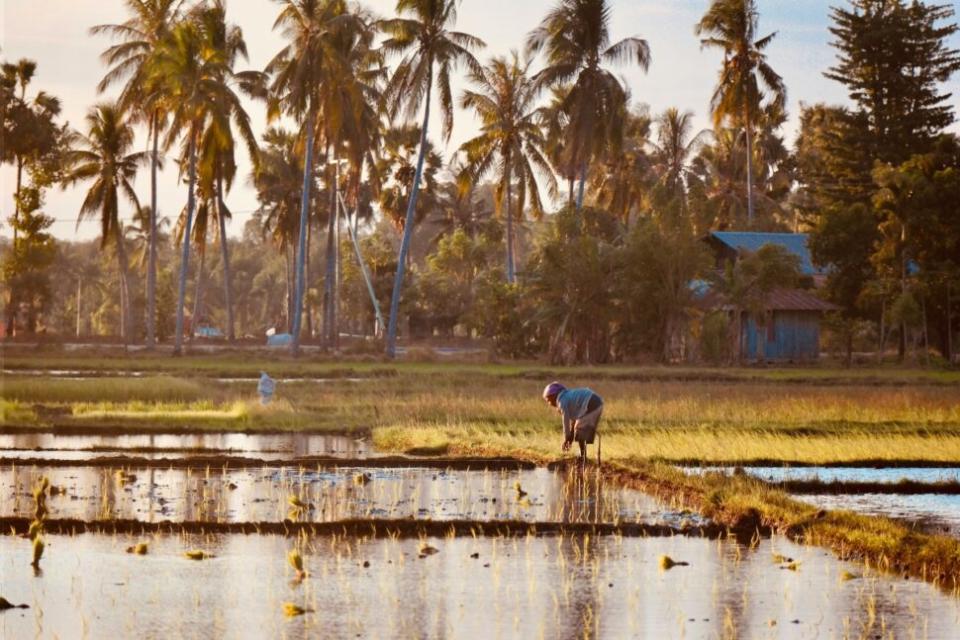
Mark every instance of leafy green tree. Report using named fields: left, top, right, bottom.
left=526, top=205, right=622, bottom=363
left=2, top=186, right=56, bottom=334
left=63, top=103, right=146, bottom=342
left=458, top=52, right=555, bottom=282
left=873, top=134, right=960, bottom=359
left=92, top=0, right=186, bottom=348
left=379, top=0, right=485, bottom=358
left=527, top=0, right=650, bottom=211
left=696, top=0, right=785, bottom=228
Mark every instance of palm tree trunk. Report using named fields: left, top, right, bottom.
left=386, top=66, right=433, bottom=359
left=112, top=220, right=134, bottom=345
left=174, top=132, right=198, bottom=356
left=576, top=162, right=587, bottom=212
left=744, top=109, right=755, bottom=228
left=505, top=159, right=515, bottom=284
left=291, top=114, right=315, bottom=357
left=191, top=246, right=206, bottom=338
left=285, top=244, right=293, bottom=332
left=305, top=217, right=313, bottom=338
left=76, top=279, right=82, bottom=338
left=217, top=173, right=235, bottom=342
left=947, top=281, right=954, bottom=365
left=146, top=115, right=159, bottom=348
left=324, top=147, right=338, bottom=350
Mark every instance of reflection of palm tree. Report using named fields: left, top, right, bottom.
left=527, top=0, right=650, bottom=210
left=458, top=52, right=555, bottom=283
left=696, top=0, right=785, bottom=227
left=92, top=0, right=186, bottom=347
left=64, top=103, right=146, bottom=342
left=379, top=0, right=485, bottom=358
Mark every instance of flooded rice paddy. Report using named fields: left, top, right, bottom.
left=689, top=466, right=960, bottom=485
left=795, top=493, right=960, bottom=537
left=3, top=532, right=957, bottom=639
left=0, top=432, right=375, bottom=461
left=683, top=466, right=960, bottom=538
left=1, top=465, right=688, bottom=526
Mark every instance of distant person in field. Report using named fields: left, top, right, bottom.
left=542, top=382, right=603, bottom=465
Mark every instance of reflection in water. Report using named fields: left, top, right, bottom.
left=1, top=466, right=693, bottom=525
left=1, top=533, right=957, bottom=639
left=0, top=432, right=374, bottom=460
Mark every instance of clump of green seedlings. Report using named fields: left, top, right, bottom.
left=283, top=602, right=312, bottom=617
left=183, top=549, right=213, bottom=560
left=288, top=548, right=307, bottom=581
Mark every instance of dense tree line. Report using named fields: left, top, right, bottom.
left=2, top=0, right=958, bottom=364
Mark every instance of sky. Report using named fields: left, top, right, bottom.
left=1, top=0, right=958, bottom=242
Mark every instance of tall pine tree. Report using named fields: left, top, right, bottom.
left=825, top=0, right=960, bottom=164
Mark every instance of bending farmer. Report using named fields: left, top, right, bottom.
left=542, top=382, right=604, bottom=465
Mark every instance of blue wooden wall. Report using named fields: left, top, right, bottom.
left=743, top=311, right=821, bottom=362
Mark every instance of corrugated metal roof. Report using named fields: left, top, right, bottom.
left=710, top=232, right=825, bottom=276
left=765, top=288, right=840, bottom=311
left=699, top=287, right=840, bottom=312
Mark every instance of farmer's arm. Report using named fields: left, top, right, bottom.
left=561, top=411, right=573, bottom=450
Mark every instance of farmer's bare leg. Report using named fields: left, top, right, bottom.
left=579, top=441, right=587, bottom=465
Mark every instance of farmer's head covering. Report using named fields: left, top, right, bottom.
left=542, top=381, right=566, bottom=401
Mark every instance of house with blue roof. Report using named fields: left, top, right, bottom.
left=700, top=231, right=838, bottom=362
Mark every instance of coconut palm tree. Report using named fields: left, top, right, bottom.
left=695, top=0, right=785, bottom=228
left=526, top=0, right=650, bottom=211
left=149, top=18, right=253, bottom=355
left=92, top=0, right=186, bottom=348
left=267, top=0, right=366, bottom=355
left=183, top=0, right=260, bottom=342
left=254, top=127, right=307, bottom=328
left=649, top=107, right=708, bottom=224
left=457, top=52, right=556, bottom=283
left=379, top=0, right=485, bottom=358
left=63, top=102, right=146, bottom=343
left=589, top=105, right=652, bottom=224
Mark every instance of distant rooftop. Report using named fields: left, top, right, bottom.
left=707, top=231, right=826, bottom=277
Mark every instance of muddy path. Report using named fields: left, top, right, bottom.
left=0, top=515, right=727, bottom=539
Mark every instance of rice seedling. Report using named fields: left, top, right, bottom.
left=840, top=570, right=859, bottom=581
left=126, top=543, right=148, bottom=555
left=282, top=602, right=312, bottom=617
left=31, top=536, right=44, bottom=568
left=288, top=548, right=307, bottom=581
left=183, top=549, right=212, bottom=560
left=658, top=555, right=689, bottom=570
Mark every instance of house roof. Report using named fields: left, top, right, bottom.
left=700, top=287, right=840, bottom=313
left=708, top=232, right=826, bottom=276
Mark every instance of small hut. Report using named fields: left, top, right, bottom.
left=701, top=232, right=838, bottom=362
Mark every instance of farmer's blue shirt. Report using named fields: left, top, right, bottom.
left=557, top=388, right=603, bottom=441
